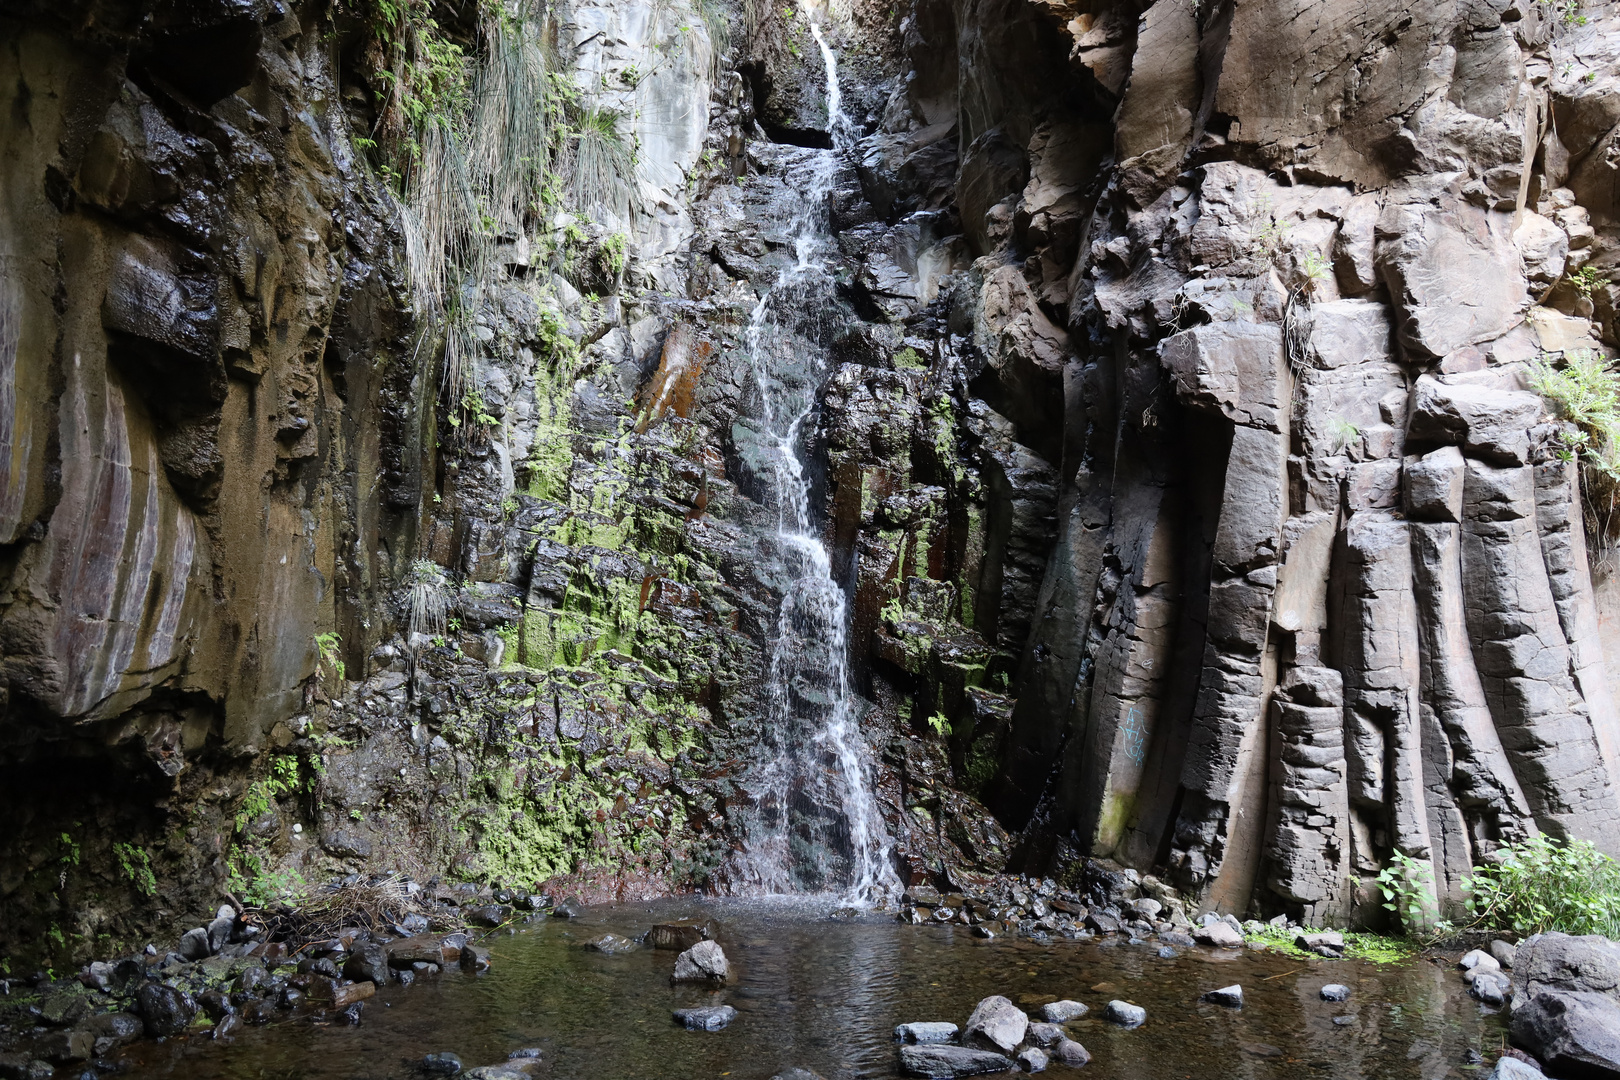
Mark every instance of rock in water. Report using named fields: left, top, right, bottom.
left=421, top=1053, right=463, bottom=1075
left=1039, top=1000, right=1088, bottom=1022
left=1025, top=1022, right=1064, bottom=1047
left=1104, top=1000, right=1146, bottom=1028
left=1203, top=985, right=1243, bottom=1008
left=1052, top=1039, right=1091, bottom=1066
left=650, top=921, right=712, bottom=951
left=894, top=1022, right=959, bottom=1043
left=1486, top=1057, right=1546, bottom=1080
left=671, top=1005, right=736, bottom=1031
left=1320, top=984, right=1351, bottom=1002
left=584, top=934, right=638, bottom=955
left=962, top=995, right=1028, bottom=1053
left=1016, top=1047, right=1048, bottom=1073
left=344, top=943, right=389, bottom=985
left=1491, top=940, right=1518, bottom=970
left=897, top=1045, right=1016, bottom=1078
left=135, top=983, right=196, bottom=1037
left=1510, top=933, right=1620, bottom=1075
left=670, top=940, right=729, bottom=983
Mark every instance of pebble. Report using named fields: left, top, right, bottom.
left=1332, top=1016, right=1355, bottom=1026
left=1202, top=985, right=1243, bottom=1008
left=506, top=1050, right=541, bottom=1060
left=1104, top=1000, right=1146, bottom=1028
left=1158, top=946, right=1179, bottom=959
left=1320, top=984, right=1351, bottom=1002
left=422, top=1053, right=463, bottom=1075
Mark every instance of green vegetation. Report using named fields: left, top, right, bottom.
left=1530, top=349, right=1620, bottom=539
left=1463, top=835, right=1620, bottom=938
left=1568, top=264, right=1608, bottom=298
left=1377, top=848, right=1440, bottom=934
left=315, top=631, right=346, bottom=682
left=1541, top=0, right=1588, bottom=28
left=926, top=712, right=951, bottom=738
left=113, top=842, right=157, bottom=897
left=1242, top=923, right=1418, bottom=965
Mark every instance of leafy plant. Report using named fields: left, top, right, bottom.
left=1463, top=835, right=1620, bottom=938
left=1568, top=264, right=1608, bottom=299
left=1531, top=349, right=1620, bottom=541
left=1328, top=416, right=1360, bottom=454
left=1377, top=849, right=1439, bottom=934
left=114, top=842, right=158, bottom=897
left=315, top=631, right=346, bottom=682
left=926, top=713, right=951, bottom=738
left=1540, top=0, right=1587, bottom=28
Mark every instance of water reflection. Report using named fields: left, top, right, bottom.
left=113, top=898, right=1505, bottom=1080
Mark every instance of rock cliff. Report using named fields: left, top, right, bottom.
left=4, top=0, right=1620, bottom=963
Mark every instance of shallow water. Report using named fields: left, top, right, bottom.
left=116, top=899, right=1506, bottom=1080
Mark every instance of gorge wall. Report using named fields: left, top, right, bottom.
left=4, top=0, right=1620, bottom=964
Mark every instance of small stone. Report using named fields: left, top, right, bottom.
left=1039, top=999, right=1087, bottom=1023
left=1320, top=984, right=1351, bottom=1002
left=1017, top=1047, right=1048, bottom=1073
left=1052, top=1039, right=1091, bottom=1067
left=506, top=1050, right=541, bottom=1060
left=551, top=897, right=585, bottom=918
left=897, top=1044, right=1015, bottom=1078
left=1203, top=985, right=1243, bottom=1008
left=1158, top=946, right=1179, bottom=959
left=649, top=922, right=711, bottom=951
left=176, top=928, right=213, bottom=962
left=1490, top=940, right=1518, bottom=970
left=584, top=934, right=638, bottom=955
left=422, top=1053, right=463, bottom=1075
left=1104, top=1000, right=1146, bottom=1028
left=672, top=1005, right=736, bottom=1031
left=1332, top=1015, right=1355, bottom=1026
left=1460, top=949, right=1500, bottom=972
left=135, top=983, right=196, bottom=1037
left=212, top=1015, right=242, bottom=1040
left=893, top=1022, right=959, bottom=1043
left=670, top=940, right=728, bottom=983
left=1486, top=1057, right=1546, bottom=1080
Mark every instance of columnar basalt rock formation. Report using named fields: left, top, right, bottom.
left=4, top=0, right=1620, bottom=964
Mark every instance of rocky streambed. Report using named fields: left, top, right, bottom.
left=2, top=898, right=1517, bottom=1080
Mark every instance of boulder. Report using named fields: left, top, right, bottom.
left=135, top=983, right=196, bottom=1037
left=1194, top=921, right=1243, bottom=948
left=897, top=1044, right=1016, bottom=1078
left=672, top=1005, right=736, bottom=1031
left=962, top=995, right=1028, bottom=1053
left=670, top=940, right=728, bottom=983
left=894, top=1022, right=959, bottom=1043
left=1104, top=1000, right=1146, bottom=1027
left=344, top=943, right=389, bottom=985
left=1511, top=990, right=1620, bottom=1076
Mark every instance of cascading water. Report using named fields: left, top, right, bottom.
left=725, top=15, right=899, bottom=904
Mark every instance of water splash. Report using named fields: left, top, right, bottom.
left=726, top=18, right=899, bottom=906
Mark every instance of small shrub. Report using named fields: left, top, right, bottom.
left=1377, top=849, right=1439, bottom=934
left=315, top=631, right=346, bottom=682
left=926, top=713, right=951, bottom=738
left=1463, top=835, right=1620, bottom=938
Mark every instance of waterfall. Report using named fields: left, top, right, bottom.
left=726, top=16, right=899, bottom=905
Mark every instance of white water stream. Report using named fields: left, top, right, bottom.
left=727, top=17, right=899, bottom=904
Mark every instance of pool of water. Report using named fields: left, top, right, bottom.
left=113, top=898, right=1506, bottom=1080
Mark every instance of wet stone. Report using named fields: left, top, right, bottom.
left=1203, top=985, right=1243, bottom=1008
left=585, top=934, right=638, bottom=955
left=1320, top=984, right=1351, bottom=1002
left=1039, top=1000, right=1088, bottom=1023
left=894, top=1022, right=958, bottom=1043
left=897, top=1044, right=1015, bottom=1078
left=672, top=1005, right=736, bottom=1031
left=671, top=941, right=728, bottom=983
left=1104, top=1000, right=1146, bottom=1028
left=963, top=995, right=1028, bottom=1053
left=422, top=1052, right=464, bottom=1074
left=1025, top=1022, right=1064, bottom=1047
left=1016, top=1047, right=1048, bottom=1073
